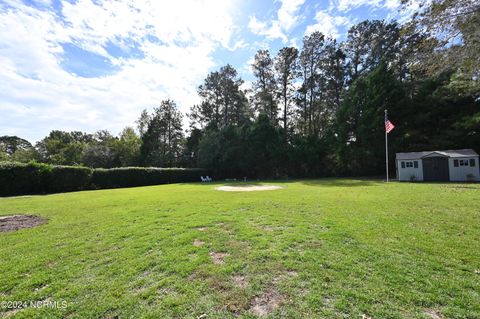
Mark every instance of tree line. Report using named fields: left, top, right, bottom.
left=1, top=0, right=478, bottom=177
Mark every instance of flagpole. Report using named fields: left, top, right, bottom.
left=385, top=109, right=389, bottom=182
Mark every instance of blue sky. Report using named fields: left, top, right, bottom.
left=0, top=0, right=417, bottom=142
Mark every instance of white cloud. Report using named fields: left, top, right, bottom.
left=0, top=0, right=241, bottom=141
left=389, top=0, right=423, bottom=23
left=248, top=16, right=288, bottom=42
left=384, top=0, right=400, bottom=10
left=248, top=0, right=305, bottom=43
left=277, top=0, right=306, bottom=31
left=330, top=0, right=382, bottom=12
left=305, top=10, right=351, bottom=39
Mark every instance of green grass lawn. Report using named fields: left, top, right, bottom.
left=1, top=180, right=479, bottom=318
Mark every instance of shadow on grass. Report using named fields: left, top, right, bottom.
left=300, top=178, right=382, bottom=187
left=185, top=178, right=384, bottom=188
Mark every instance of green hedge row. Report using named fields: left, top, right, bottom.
left=0, top=162, right=208, bottom=196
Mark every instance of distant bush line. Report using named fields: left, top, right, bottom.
left=0, top=162, right=208, bottom=196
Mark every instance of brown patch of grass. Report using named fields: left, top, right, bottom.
left=232, top=275, right=247, bottom=288
left=249, top=287, right=284, bottom=317
left=188, top=269, right=210, bottom=281
left=425, top=309, right=444, bottom=319
left=193, top=239, right=205, bottom=247
left=46, top=261, right=57, bottom=269
left=223, top=290, right=250, bottom=314
left=209, top=252, right=229, bottom=265
left=323, top=296, right=333, bottom=306
left=0, top=215, right=45, bottom=232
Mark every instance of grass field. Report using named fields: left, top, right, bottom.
left=0, top=180, right=479, bottom=318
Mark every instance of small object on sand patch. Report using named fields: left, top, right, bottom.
left=209, top=252, right=229, bottom=264
left=250, top=288, right=284, bottom=317
left=0, top=215, right=45, bottom=232
left=197, top=314, right=207, bottom=319
left=216, top=185, right=283, bottom=192
left=193, top=239, right=205, bottom=247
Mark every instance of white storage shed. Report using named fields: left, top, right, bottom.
left=396, top=149, right=479, bottom=182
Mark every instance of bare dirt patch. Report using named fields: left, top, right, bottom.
left=216, top=185, right=283, bottom=192
left=425, top=309, right=444, bottom=319
left=209, top=252, right=229, bottom=265
left=193, top=239, right=205, bottom=247
left=0, top=215, right=45, bottom=232
left=232, top=275, right=248, bottom=288
left=250, top=287, right=284, bottom=317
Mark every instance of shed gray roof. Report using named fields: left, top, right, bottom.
left=396, top=149, right=478, bottom=160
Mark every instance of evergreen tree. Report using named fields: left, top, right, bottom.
left=191, top=65, right=250, bottom=129
left=140, top=100, right=184, bottom=167
left=251, top=50, right=278, bottom=124
left=297, top=31, right=326, bottom=136
left=336, top=62, right=407, bottom=175
left=274, top=47, right=299, bottom=136
left=344, top=20, right=400, bottom=82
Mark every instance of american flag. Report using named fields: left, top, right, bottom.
left=385, top=113, right=395, bottom=133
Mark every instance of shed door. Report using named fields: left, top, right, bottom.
left=422, top=157, right=449, bottom=181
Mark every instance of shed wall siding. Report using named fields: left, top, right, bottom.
left=448, top=157, right=480, bottom=182
left=397, top=160, right=424, bottom=181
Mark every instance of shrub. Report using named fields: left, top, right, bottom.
left=0, top=162, right=208, bottom=196
left=0, top=161, right=51, bottom=195
left=49, top=166, right=93, bottom=192
left=91, top=167, right=208, bottom=189
left=0, top=162, right=92, bottom=196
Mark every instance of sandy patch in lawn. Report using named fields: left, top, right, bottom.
left=0, top=215, right=45, bottom=232
left=193, top=239, right=205, bottom=247
left=209, top=252, right=229, bottom=264
left=250, top=287, right=284, bottom=317
left=425, top=309, right=444, bottom=319
left=216, top=185, right=283, bottom=192
left=232, top=275, right=248, bottom=288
